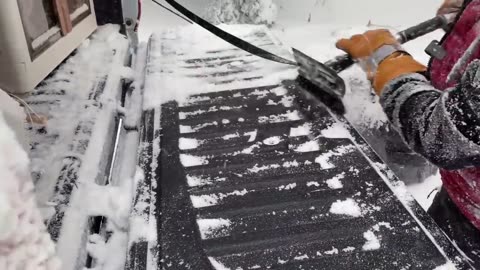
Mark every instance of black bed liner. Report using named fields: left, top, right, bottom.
left=125, top=27, right=473, bottom=269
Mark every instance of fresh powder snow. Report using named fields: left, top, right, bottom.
left=329, top=198, right=362, bottom=217
left=315, top=145, right=355, bottom=169
left=197, top=218, right=232, bottom=240
left=362, top=230, right=381, bottom=251
left=179, top=138, right=203, bottom=150
left=180, top=154, right=210, bottom=167
left=326, top=173, right=345, bottom=189
left=294, top=140, right=320, bottom=152
left=290, top=123, right=312, bottom=137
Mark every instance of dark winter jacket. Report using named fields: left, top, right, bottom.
left=380, top=0, right=480, bottom=230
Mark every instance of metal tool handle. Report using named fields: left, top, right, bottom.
left=325, top=14, right=455, bottom=73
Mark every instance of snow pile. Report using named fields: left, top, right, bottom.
left=179, top=138, right=203, bottom=150
left=407, top=172, right=442, bottom=210
left=362, top=230, right=381, bottom=251
left=0, top=112, right=60, bottom=270
left=324, top=247, right=339, bottom=255
left=329, top=198, right=362, bottom=217
left=187, top=175, right=226, bottom=187
left=321, top=122, right=351, bottom=139
left=263, top=136, right=282, bottom=145
left=326, top=173, right=345, bottom=189
left=277, top=183, right=297, bottom=191
left=433, top=261, right=458, bottom=270
left=290, top=123, right=312, bottom=137
left=180, top=154, right=210, bottom=167
left=294, top=140, right=320, bottom=152
left=204, top=0, right=278, bottom=26
left=29, top=25, right=134, bottom=270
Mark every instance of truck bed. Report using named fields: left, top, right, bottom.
left=28, top=25, right=471, bottom=269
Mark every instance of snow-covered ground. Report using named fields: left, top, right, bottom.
left=139, top=0, right=444, bottom=210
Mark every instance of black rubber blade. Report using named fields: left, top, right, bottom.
left=293, top=48, right=346, bottom=99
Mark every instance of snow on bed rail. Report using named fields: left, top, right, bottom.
left=29, top=25, right=132, bottom=270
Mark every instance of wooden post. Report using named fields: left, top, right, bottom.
left=53, top=0, right=73, bottom=35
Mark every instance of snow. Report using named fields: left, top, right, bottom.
left=362, top=230, right=381, bottom=251
left=324, top=247, right=339, bottom=255
left=294, top=140, right=320, bottom=152
left=433, top=261, right=458, bottom=270
left=180, top=154, right=209, bottom=167
left=326, top=173, right=345, bottom=189
left=277, top=183, right=297, bottom=191
left=0, top=111, right=60, bottom=270
left=258, top=110, right=302, bottom=123
left=329, top=198, right=362, bottom=217
left=143, top=24, right=297, bottom=108
left=315, top=145, right=355, bottom=169
left=321, top=122, right=351, bottom=139
left=294, top=254, right=309, bottom=261
left=197, top=218, right=232, bottom=240
left=204, top=0, right=278, bottom=26
left=248, top=163, right=281, bottom=173
left=263, top=136, right=282, bottom=145
left=307, top=181, right=320, bottom=187
left=179, top=138, right=203, bottom=150
left=187, top=175, right=226, bottom=187
left=245, top=130, right=258, bottom=142
left=208, top=257, right=231, bottom=270
left=289, top=123, right=312, bottom=137
left=408, top=172, right=442, bottom=210
left=343, top=246, right=356, bottom=252
left=180, top=121, right=218, bottom=134
left=223, top=133, right=241, bottom=140
left=31, top=25, right=134, bottom=270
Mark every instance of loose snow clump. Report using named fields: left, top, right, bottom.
left=0, top=112, right=60, bottom=270
left=204, top=0, right=278, bottom=26
left=329, top=198, right=362, bottom=217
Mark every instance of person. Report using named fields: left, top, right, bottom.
left=335, top=0, right=480, bottom=267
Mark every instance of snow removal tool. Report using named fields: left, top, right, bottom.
left=162, top=0, right=454, bottom=103
left=293, top=13, right=456, bottom=99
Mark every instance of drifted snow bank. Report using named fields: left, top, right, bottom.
left=0, top=111, right=60, bottom=270
left=204, top=0, right=278, bottom=26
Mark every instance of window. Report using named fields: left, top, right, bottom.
left=17, top=0, right=59, bottom=48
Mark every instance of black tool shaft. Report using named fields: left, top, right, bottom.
left=324, top=14, right=455, bottom=73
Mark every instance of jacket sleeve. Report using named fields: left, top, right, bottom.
left=380, top=59, right=480, bottom=170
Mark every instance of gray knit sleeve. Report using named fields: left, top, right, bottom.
left=380, top=60, right=480, bottom=170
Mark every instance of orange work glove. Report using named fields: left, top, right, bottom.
left=336, top=29, right=426, bottom=95
left=437, top=0, right=464, bottom=15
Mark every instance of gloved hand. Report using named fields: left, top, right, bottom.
left=336, top=29, right=426, bottom=95
left=437, top=0, right=464, bottom=15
